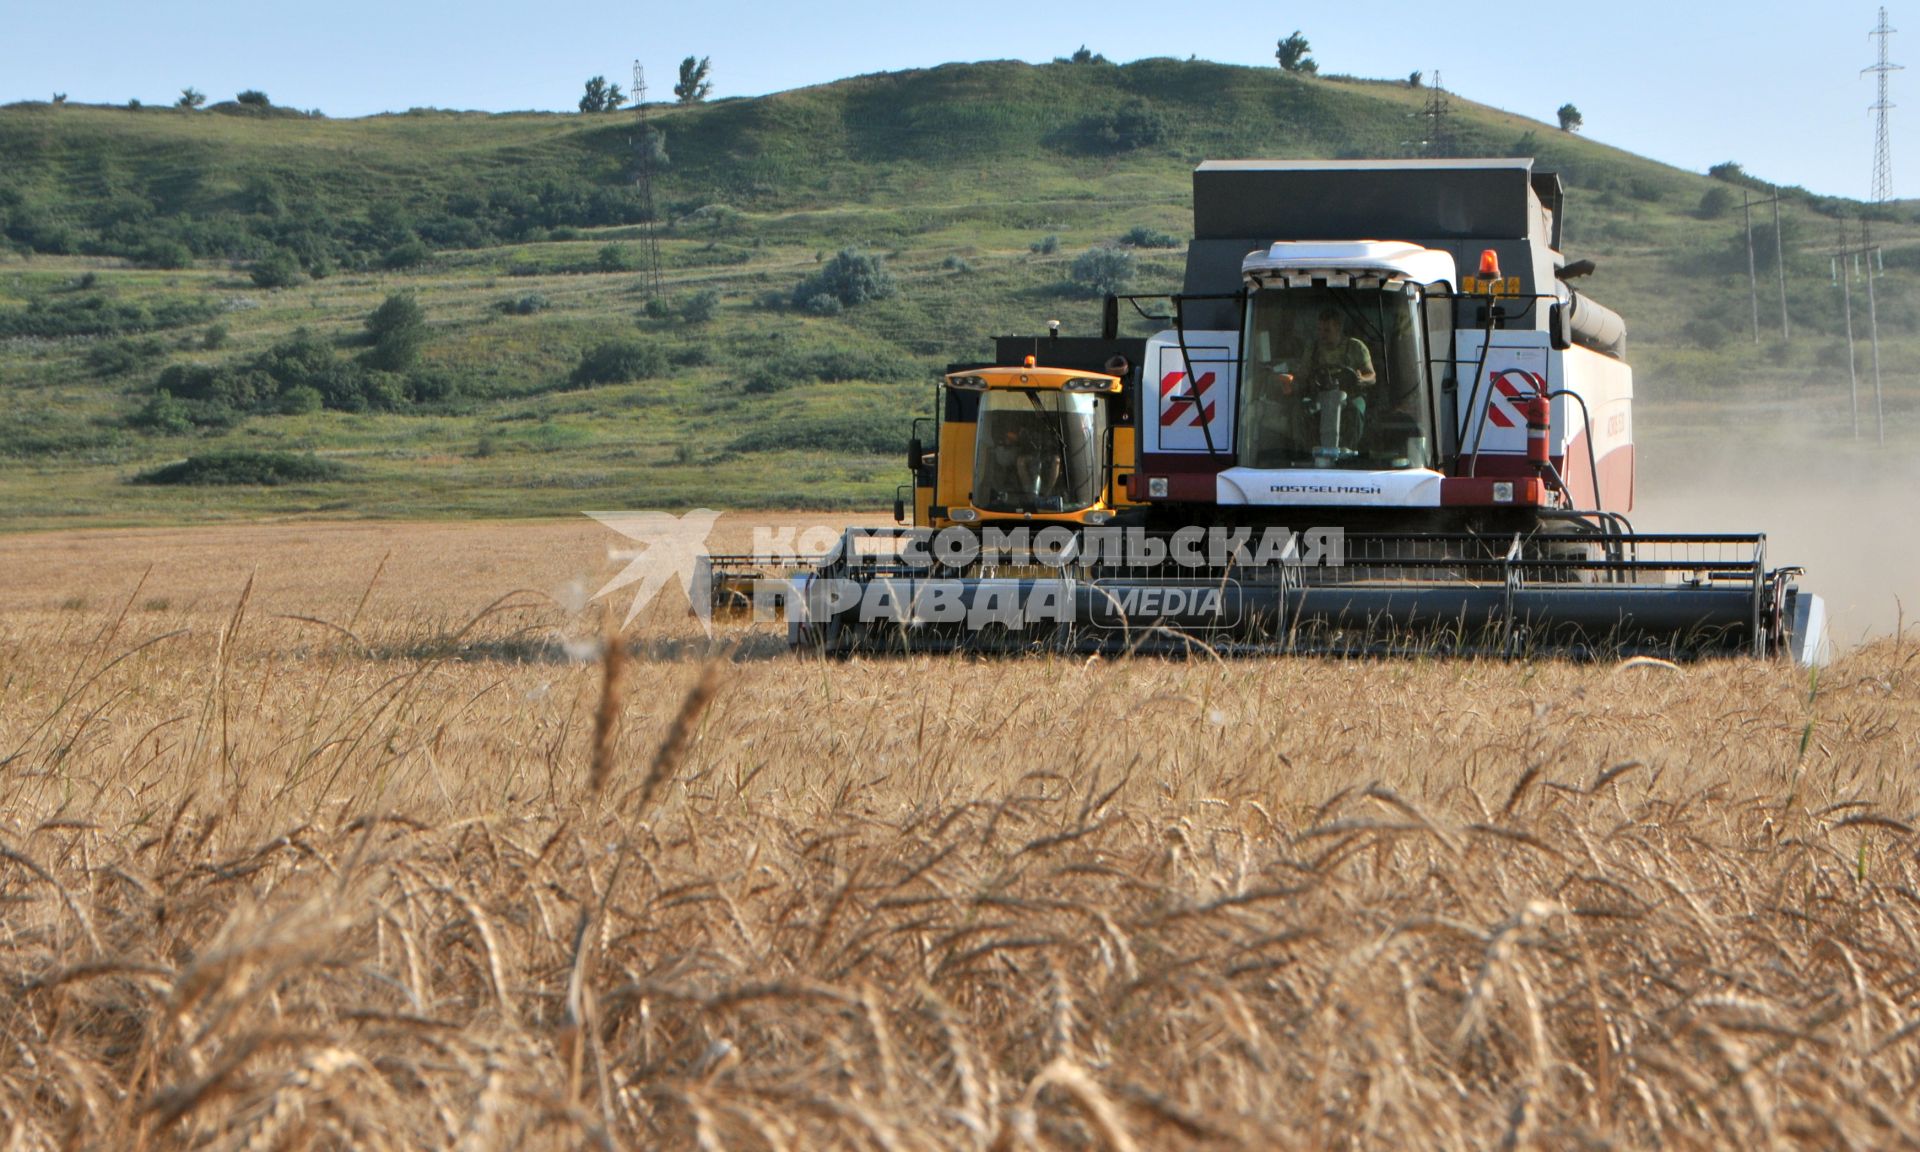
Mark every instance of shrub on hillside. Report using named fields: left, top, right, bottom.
left=277, top=385, right=323, bottom=415
left=131, top=238, right=194, bottom=269
left=1120, top=226, right=1181, bottom=249
left=154, top=362, right=267, bottom=411
left=404, top=368, right=461, bottom=403
left=497, top=294, right=550, bottom=316
left=256, top=332, right=341, bottom=394
left=128, top=329, right=432, bottom=422
left=129, top=392, right=196, bottom=435
left=571, top=339, right=666, bottom=387
left=133, top=450, right=344, bottom=486
left=249, top=249, right=303, bottom=289
left=360, top=293, right=427, bottom=373
left=382, top=237, right=430, bottom=269
left=1681, top=318, right=1733, bottom=350
left=0, top=293, right=216, bottom=339
left=679, top=290, right=719, bottom=324
left=1084, top=101, right=1169, bottom=153
left=1070, top=246, right=1136, bottom=297
left=792, top=250, right=896, bottom=313
left=1697, top=186, right=1735, bottom=219
left=86, top=337, right=167, bottom=378
left=360, top=372, right=408, bottom=410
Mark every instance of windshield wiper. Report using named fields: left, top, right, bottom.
left=1025, top=391, right=1075, bottom=469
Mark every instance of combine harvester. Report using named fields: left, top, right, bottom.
left=753, top=159, right=1829, bottom=663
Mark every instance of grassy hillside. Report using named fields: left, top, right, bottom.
left=1, top=60, right=1915, bottom=526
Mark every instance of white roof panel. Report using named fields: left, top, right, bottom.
left=1242, top=241, right=1457, bottom=287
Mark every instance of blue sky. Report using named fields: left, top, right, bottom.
left=5, top=1, right=1904, bottom=200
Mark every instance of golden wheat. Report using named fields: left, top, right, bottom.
left=1, top=520, right=1917, bottom=1149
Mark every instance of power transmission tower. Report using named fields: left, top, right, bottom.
left=1423, top=71, right=1451, bottom=157
left=1866, top=7, right=1901, bottom=202
left=632, top=60, right=665, bottom=299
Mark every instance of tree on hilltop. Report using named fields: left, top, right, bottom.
left=675, top=56, right=712, bottom=104
left=178, top=88, right=205, bottom=109
left=1557, top=103, right=1583, bottom=132
left=1276, top=32, right=1316, bottom=74
left=579, top=76, right=627, bottom=113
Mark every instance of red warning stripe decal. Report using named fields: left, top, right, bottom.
left=1160, top=370, right=1218, bottom=427
left=1483, top=370, right=1545, bottom=430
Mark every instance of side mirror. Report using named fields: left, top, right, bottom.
left=907, top=437, right=924, bottom=472
left=1547, top=303, right=1573, bottom=351
left=893, top=497, right=907, bottom=523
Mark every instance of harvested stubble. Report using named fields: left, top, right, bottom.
left=2, top=523, right=1920, bottom=1150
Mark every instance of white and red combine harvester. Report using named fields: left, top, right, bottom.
left=783, top=159, right=1829, bottom=664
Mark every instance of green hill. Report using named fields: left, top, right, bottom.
left=0, top=59, right=1912, bottom=526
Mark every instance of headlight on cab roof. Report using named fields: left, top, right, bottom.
left=948, top=375, right=988, bottom=390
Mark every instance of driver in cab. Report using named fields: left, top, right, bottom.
left=1270, top=307, right=1376, bottom=451
left=991, top=420, right=1063, bottom=500
left=1275, top=307, right=1375, bottom=395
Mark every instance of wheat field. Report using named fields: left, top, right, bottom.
left=2, top=519, right=1918, bottom=1150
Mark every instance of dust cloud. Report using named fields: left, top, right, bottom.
left=1635, top=428, right=1920, bottom=650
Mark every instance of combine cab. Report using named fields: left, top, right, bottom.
left=914, top=352, right=1141, bottom=531
left=768, top=159, right=1829, bottom=665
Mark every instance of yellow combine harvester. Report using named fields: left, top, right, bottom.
left=905, top=349, right=1140, bottom=531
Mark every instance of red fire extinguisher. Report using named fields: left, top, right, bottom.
left=1524, top=392, right=1551, bottom=473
